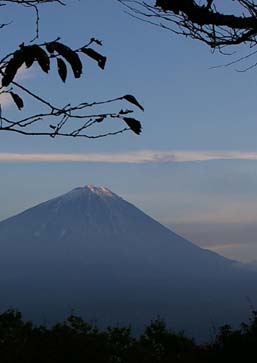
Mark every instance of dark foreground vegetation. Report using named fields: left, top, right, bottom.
left=1, top=309, right=257, bottom=362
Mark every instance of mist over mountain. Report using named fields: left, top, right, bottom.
left=0, top=185, right=256, bottom=340
left=171, top=222, right=257, bottom=262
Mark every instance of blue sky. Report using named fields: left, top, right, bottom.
left=1, top=0, right=257, bottom=262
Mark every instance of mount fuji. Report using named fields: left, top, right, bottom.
left=0, top=185, right=256, bottom=340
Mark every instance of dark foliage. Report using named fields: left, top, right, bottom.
left=1, top=309, right=257, bottom=362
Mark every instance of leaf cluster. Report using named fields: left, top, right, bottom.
left=0, top=39, right=144, bottom=136
left=1, top=39, right=107, bottom=91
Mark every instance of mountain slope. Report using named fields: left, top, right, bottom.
left=0, top=185, right=256, bottom=340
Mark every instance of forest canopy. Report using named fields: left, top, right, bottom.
left=1, top=309, right=257, bottom=363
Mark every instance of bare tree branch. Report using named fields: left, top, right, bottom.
left=118, top=1, right=257, bottom=47
left=0, top=1, right=143, bottom=139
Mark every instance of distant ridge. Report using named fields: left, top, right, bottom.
left=0, top=185, right=256, bottom=340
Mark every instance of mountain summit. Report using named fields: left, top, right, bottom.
left=0, top=185, right=256, bottom=340
left=63, top=185, right=118, bottom=199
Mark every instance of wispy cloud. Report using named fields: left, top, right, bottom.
left=15, top=65, right=35, bottom=82
left=2, top=150, right=257, bottom=163
left=0, top=65, right=35, bottom=108
left=0, top=93, right=13, bottom=108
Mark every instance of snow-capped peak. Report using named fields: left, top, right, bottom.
left=44, top=185, right=118, bottom=207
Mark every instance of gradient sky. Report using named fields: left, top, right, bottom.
left=1, top=0, right=257, bottom=262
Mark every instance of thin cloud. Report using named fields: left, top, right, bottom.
left=0, top=93, right=13, bottom=108
left=15, top=64, right=35, bottom=82
left=0, top=65, right=35, bottom=108
left=2, top=150, right=257, bottom=163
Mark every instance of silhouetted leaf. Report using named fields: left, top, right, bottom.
left=91, top=38, right=103, bottom=46
left=123, top=117, right=142, bottom=135
left=123, top=95, right=144, bottom=111
left=2, top=50, right=25, bottom=87
left=24, top=48, right=35, bottom=68
left=49, top=42, right=82, bottom=78
left=57, top=58, right=67, bottom=82
left=31, top=45, right=50, bottom=73
left=45, top=42, right=55, bottom=54
left=96, top=117, right=105, bottom=123
left=81, top=47, right=107, bottom=70
left=10, top=92, right=24, bottom=110
left=22, top=45, right=50, bottom=73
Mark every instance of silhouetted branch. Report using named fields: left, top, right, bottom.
left=0, top=0, right=65, bottom=39
left=0, top=89, right=137, bottom=138
left=118, top=1, right=257, bottom=48
left=0, top=1, right=143, bottom=138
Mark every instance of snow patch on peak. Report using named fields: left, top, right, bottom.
left=86, top=184, right=100, bottom=193
left=85, top=185, right=116, bottom=198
